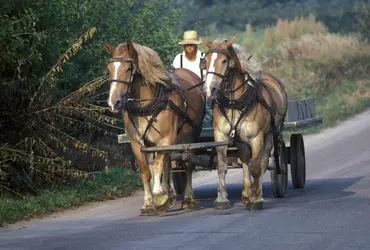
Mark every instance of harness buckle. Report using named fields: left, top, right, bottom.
left=230, top=129, right=236, bottom=138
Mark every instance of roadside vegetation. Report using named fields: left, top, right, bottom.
left=0, top=167, right=141, bottom=226
left=1, top=0, right=369, bottom=226
left=241, top=15, right=370, bottom=133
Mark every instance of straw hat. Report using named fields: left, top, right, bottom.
left=178, top=30, right=202, bottom=45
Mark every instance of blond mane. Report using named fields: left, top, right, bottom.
left=212, top=38, right=261, bottom=81
left=116, top=42, right=171, bottom=86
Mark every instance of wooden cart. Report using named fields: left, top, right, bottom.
left=118, top=97, right=323, bottom=198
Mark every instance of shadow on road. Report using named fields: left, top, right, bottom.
left=161, top=176, right=363, bottom=217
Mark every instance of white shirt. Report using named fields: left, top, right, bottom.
left=172, top=50, right=205, bottom=79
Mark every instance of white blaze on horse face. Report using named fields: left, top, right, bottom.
left=205, top=53, right=218, bottom=98
left=108, top=62, right=121, bottom=110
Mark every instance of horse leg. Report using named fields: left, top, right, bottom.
left=248, top=132, right=270, bottom=210
left=182, top=162, right=197, bottom=209
left=214, top=145, right=231, bottom=210
left=152, top=152, right=172, bottom=212
left=131, top=141, right=156, bottom=216
left=161, top=155, right=176, bottom=209
left=237, top=143, right=253, bottom=206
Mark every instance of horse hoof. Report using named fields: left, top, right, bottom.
left=153, top=194, right=169, bottom=208
left=169, top=193, right=177, bottom=209
left=246, top=201, right=263, bottom=211
left=214, top=201, right=231, bottom=210
left=241, top=195, right=250, bottom=205
left=182, top=198, right=197, bottom=210
left=154, top=201, right=171, bottom=215
left=152, top=193, right=170, bottom=214
left=140, top=207, right=157, bottom=216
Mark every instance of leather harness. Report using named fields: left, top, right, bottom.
left=107, top=57, right=203, bottom=147
left=201, top=46, right=284, bottom=173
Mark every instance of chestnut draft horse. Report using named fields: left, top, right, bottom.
left=200, top=35, right=287, bottom=210
left=104, top=40, right=205, bottom=215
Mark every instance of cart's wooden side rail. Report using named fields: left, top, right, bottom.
left=283, top=116, right=323, bottom=131
left=140, top=141, right=229, bottom=152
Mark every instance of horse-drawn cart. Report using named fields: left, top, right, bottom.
left=118, top=96, right=323, bottom=199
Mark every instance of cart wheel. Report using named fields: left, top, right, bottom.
left=172, top=171, right=186, bottom=196
left=271, top=140, right=288, bottom=198
left=290, top=134, right=306, bottom=189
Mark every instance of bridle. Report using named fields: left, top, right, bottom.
left=200, top=45, right=258, bottom=145
left=106, top=57, right=138, bottom=86
left=200, top=48, right=232, bottom=83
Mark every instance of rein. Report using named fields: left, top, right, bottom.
left=123, top=80, right=205, bottom=103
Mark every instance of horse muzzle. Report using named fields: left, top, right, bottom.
left=206, top=91, right=217, bottom=108
left=108, top=95, right=127, bottom=114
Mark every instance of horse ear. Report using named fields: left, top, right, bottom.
left=200, top=37, right=213, bottom=48
left=127, top=40, right=139, bottom=64
left=225, top=33, right=238, bottom=48
left=104, top=42, right=115, bottom=55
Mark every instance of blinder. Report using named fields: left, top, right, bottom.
left=199, top=58, right=206, bottom=70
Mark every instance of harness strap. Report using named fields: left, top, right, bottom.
left=200, top=52, right=204, bottom=81
left=141, top=108, right=163, bottom=146
left=127, top=113, right=145, bottom=146
left=168, top=100, right=197, bottom=129
left=255, top=94, right=282, bottom=173
left=207, top=71, right=227, bottom=80
left=109, top=79, right=131, bottom=85
left=127, top=89, right=201, bottom=147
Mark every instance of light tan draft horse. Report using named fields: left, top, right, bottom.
left=200, top=35, right=287, bottom=210
left=104, top=40, right=205, bottom=215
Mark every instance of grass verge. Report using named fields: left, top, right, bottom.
left=283, top=78, right=370, bottom=141
left=0, top=167, right=141, bottom=227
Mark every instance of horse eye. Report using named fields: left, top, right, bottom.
left=126, top=67, right=132, bottom=72
left=222, top=59, right=227, bottom=64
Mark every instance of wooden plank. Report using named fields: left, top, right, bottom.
left=118, top=116, right=323, bottom=144
left=140, top=141, right=229, bottom=153
left=117, top=134, right=130, bottom=144
left=198, top=116, right=323, bottom=137
left=283, top=116, right=323, bottom=131
left=286, top=97, right=316, bottom=122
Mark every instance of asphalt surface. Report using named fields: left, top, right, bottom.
left=1, top=110, right=370, bottom=250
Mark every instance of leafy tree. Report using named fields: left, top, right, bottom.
left=353, top=1, right=370, bottom=41
left=0, top=0, right=183, bottom=193
left=172, top=0, right=368, bottom=35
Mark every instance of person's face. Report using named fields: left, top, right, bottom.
left=184, top=44, right=197, bottom=54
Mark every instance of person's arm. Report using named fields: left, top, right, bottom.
left=172, top=53, right=181, bottom=68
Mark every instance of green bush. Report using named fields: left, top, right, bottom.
left=0, top=0, right=182, bottom=195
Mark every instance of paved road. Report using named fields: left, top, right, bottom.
left=1, top=110, right=370, bottom=250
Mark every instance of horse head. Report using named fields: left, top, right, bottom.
left=104, top=40, right=139, bottom=113
left=200, top=34, right=241, bottom=100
